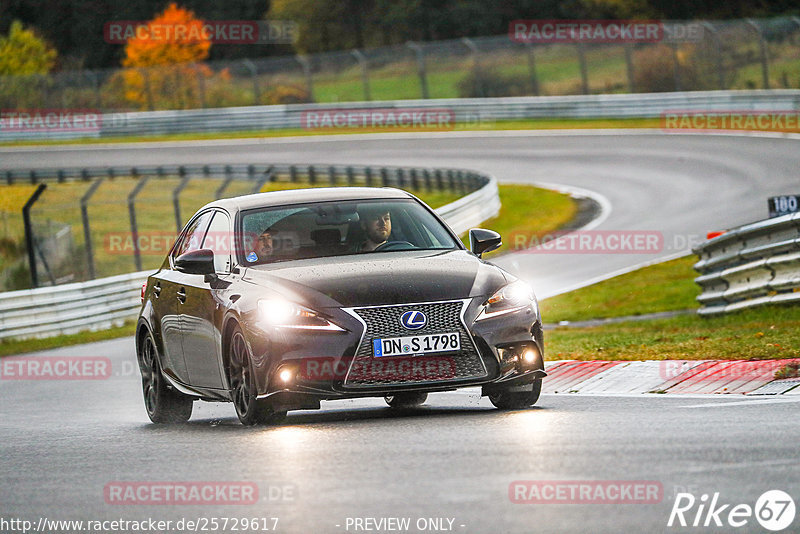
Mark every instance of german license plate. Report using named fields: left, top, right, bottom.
left=373, top=332, right=460, bottom=357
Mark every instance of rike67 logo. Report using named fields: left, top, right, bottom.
left=668, top=490, right=795, bottom=531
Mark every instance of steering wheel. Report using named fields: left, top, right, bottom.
left=374, top=240, right=415, bottom=252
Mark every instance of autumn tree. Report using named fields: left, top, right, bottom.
left=118, top=3, right=213, bottom=110
left=0, top=21, right=58, bottom=107
left=0, top=20, right=57, bottom=75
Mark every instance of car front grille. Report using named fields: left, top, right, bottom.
left=342, top=300, right=487, bottom=388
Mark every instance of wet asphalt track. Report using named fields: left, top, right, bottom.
left=2, top=338, right=800, bottom=533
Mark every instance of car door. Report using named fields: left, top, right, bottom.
left=151, top=212, right=213, bottom=384
left=149, top=265, right=190, bottom=384
left=179, top=210, right=231, bottom=389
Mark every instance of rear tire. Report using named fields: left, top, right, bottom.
left=384, top=392, right=428, bottom=408
left=489, top=379, right=542, bottom=410
left=139, top=330, right=193, bottom=423
left=229, top=326, right=286, bottom=426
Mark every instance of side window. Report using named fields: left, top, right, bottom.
left=202, top=211, right=232, bottom=273
left=173, top=211, right=213, bottom=260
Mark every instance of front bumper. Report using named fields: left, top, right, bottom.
left=245, top=297, right=545, bottom=403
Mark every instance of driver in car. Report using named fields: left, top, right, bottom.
left=245, top=228, right=274, bottom=263
left=256, top=229, right=274, bottom=256
left=357, top=207, right=391, bottom=252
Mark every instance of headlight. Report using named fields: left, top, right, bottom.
left=257, top=299, right=345, bottom=331
left=477, top=280, right=538, bottom=320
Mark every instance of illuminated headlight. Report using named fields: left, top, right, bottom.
left=477, top=280, right=538, bottom=321
left=257, top=299, right=345, bottom=331
left=522, top=348, right=537, bottom=363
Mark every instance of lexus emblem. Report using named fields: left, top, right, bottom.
left=400, top=310, right=427, bottom=330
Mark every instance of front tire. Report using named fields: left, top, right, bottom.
left=385, top=392, right=428, bottom=408
left=228, top=326, right=286, bottom=426
left=139, top=330, right=193, bottom=423
left=489, top=379, right=542, bottom=410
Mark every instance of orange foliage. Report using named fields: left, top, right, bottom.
left=122, top=3, right=211, bottom=68
left=118, top=3, right=213, bottom=110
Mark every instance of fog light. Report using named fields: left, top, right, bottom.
left=279, top=368, right=293, bottom=384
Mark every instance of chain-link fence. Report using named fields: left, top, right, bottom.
left=2, top=17, right=799, bottom=112
left=0, top=164, right=485, bottom=290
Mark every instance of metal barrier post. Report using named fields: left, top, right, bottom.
left=746, top=19, right=770, bottom=89
left=410, top=168, right=419, bottom=190
left=80, top=178, right=104, bottom=280
left=172, top=168, right=191, bottom=232
left=251, top=165, right=274, bottom=194
left=672, top=42, right=682, bottom=91
left=22, top=184, right=47, bottom=288
left=215, top=166, right=234, bottom=199
left=435, top=169, right=444, bottom=191
left=128, top=176, right=151, bottom=272
left=351, top=50, right=371, bottom=101
left=140, top=68, right=154, bottom=111
left=461, top=38, right=482, bottom=97
left=242, top=59, right=260, bottom=104
left=406, top=42, right=429, bottom=99
left=194, top=63, right=206, bottom=108
left=624, top=44, right=635, bottom=93
left=702, top=22, right=725, bottom=89
left=577, top=43, right=589, bottom=94
left=295, top=55, right=315, bottom=102
left=423, top=169, right=432, bottom=192
left=524, top=42, right=540, bottom=96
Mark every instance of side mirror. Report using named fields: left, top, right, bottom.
left=175, top=248, right=215, bottom=275
left=469, top=228, right=502, bottom=258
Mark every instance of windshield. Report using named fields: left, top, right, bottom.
left=238, top=198, right=459, bottom=265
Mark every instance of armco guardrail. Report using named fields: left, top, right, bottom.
left=693, top=213, right=800, bottom=315
left=2, top=90, right=799, bottom=141
left=0, top=164, right=499, bottom=341
left=0, top=270, right=148, bottom=340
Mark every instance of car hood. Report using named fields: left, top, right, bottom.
left=242, top=249, right=508, bottom=308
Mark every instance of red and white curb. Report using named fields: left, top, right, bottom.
left=543, top=359, right=800, bottom=395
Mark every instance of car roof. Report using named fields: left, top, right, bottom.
left=204, top=187, right=415, bottom=213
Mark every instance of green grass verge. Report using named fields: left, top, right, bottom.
left=545, top=305, right=800, bottom=361
left=466, top=184, right=577, bottom=258
left=0, top=321, right=136, bottom=357
left=540, top=253, right=800, bottom=361
left=540, top=255, right=700, bottom=323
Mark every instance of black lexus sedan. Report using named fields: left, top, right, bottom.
left=136, top=187, right=546, bottom=425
